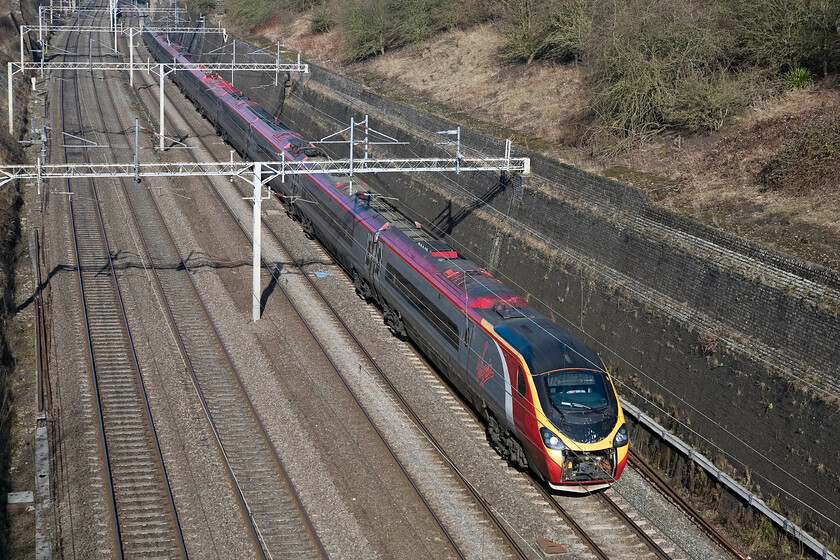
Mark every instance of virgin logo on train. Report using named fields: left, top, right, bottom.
left=476, top=342, right=494, bottom=388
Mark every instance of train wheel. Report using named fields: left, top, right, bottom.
left=383, top=303, right=407, bottom=340
left=353, top=271, right=373, bottom=303
left=281, top=196, right=296, bottom=219
left=300, top=215, right=315, bottom=239
left=486, top=411, right=529, bottom=471
left=486, top=414, right=506, bottom=457
left=508, top=438, right=529, bottom=471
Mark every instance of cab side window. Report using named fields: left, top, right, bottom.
left=516, top=367, right=527, bottom=397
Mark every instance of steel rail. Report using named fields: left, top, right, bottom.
left=532, top=482, right=610, bottom=560
left=629, top=449, right=749, bottom=560
left=116, top=152, right=328, bottom=560
left=143, top=64, right=471, bottom=560
left=211, top=188, right=471, bottom=560
left=252, top=212, right=534, bottom=560
left=597, top=491, right=672, bottom=559
left=33, top=230, right=51, bottom=417
left=59, top=17, right=126, bottom=557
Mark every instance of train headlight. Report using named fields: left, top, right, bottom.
left=540, top=427, right=566, bottom=450
left=613, top=424, right=628, bottom=447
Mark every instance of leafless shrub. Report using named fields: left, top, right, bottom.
left=494, top=0, right=594, bottom=64
left=698, top=329, right=720, bottom=355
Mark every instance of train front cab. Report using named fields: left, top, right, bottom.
left=482, top=323, right=628, bottom=493
left=527, top=368, right=628, bottom=493
left=536, top=419, right=628, bottom=493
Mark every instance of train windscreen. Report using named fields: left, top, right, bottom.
left=543, top=370, right=610, bottom=411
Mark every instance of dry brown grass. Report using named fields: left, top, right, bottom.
left=269, top=17, right=840, bottom=269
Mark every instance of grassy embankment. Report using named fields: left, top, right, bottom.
left=0, top=0, right=28, bottom=554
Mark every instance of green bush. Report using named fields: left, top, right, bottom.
left=661, top=70, right=760, bottom=132
left=310, top=4, right=335, bottom=33
left=784, top=67, right=813, bottom=90
left=728, top=0, right=840, bottom=75
left=228, top=0, right=320, bottom=28
left=341, top=0, right=389, bottom=60
left=341, top=0, right=484, bottom=61
left=760, top=113, right=840, bottom=194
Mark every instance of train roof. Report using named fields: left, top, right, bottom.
left=494, top=318, right=604, bottom=376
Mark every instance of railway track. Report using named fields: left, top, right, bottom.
left=83, top=18, right=328, bottom=560
left=46, top=9, right=326, bottom=558
left=54, top=8, right=187, bottom=558
left=627, top=450, right=748, bottom=560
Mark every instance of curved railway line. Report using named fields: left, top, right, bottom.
left=80, top=10, right=328, bottom=559
left=34, top=6, right=749, bottom=559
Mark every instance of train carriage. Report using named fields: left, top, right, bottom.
left=143, top=27, right=628, bottom=491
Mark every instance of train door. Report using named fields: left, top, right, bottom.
left=365, top=227, right=385, bottom=281
left=505, top=351, right=542, bottom=463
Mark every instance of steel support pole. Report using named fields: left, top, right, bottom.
left=363, top=115, right=369, bottom=160
left=8, top=63, right=13, bottom=133
left=252, top=163, right=262, bottom=322
left=348, top=116, right=354, bottom=191
left=129, top=29, right=134, bottom=86
left=455, top=126, right=461, bottom=174
left=134, top=118, right=140, bottom=183
left=159, top=63, right=165, bottom=150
